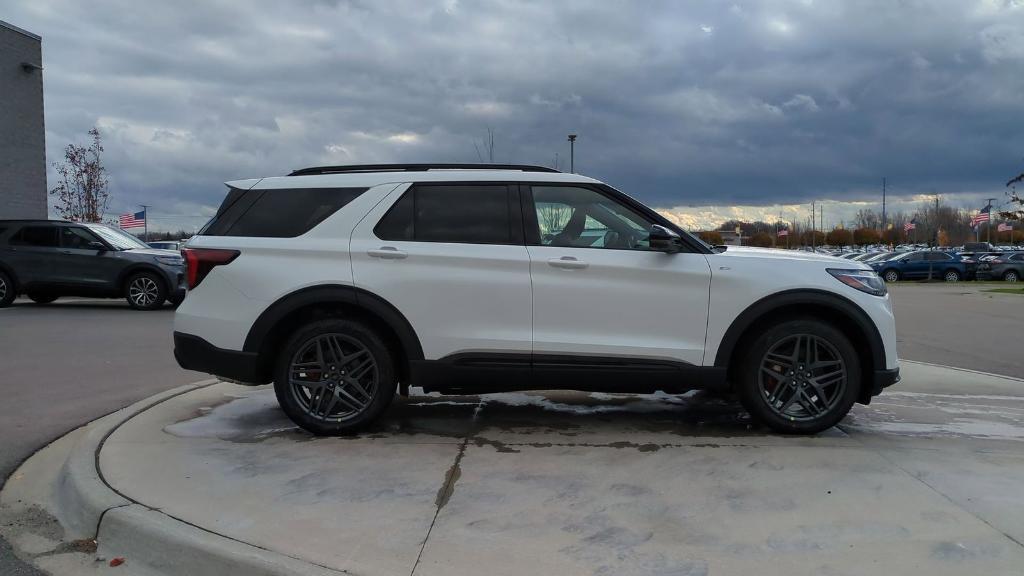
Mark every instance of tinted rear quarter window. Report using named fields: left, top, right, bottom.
left=375, top=184, right=515, bottom=244
left=204, top=187, right=367, bottom=237
left=9, top=226, right=58, bottom=247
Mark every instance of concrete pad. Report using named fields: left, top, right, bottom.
left=12, top=361, right=1024, bottom=575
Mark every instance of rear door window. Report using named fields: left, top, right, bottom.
left=374, top=184, right=520, bottom=245
left=9, top=226, right=58, bottom=247
left=203, top=187, right=368, bottom=237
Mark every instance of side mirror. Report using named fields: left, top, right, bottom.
left=900, top=258, right=909, bottom=263
left=88, top=241, right=107, bottom=251
left=649, top=224, right=683, bottom=253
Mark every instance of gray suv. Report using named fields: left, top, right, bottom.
left=0, top=220, right=186, bottom=310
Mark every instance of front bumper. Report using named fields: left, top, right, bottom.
left=173, top=331, right=266, bottom=384
left=868, top=366, right=900, bottom=399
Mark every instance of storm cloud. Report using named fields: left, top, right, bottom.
left=7, top=0, right=1024, bottom=230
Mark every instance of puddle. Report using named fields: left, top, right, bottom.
left=164, top=387, right=757, bottom=443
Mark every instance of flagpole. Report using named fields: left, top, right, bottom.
left=140, top=204, right=149, bottom=243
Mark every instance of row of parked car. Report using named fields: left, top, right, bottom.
left=830, top=248, right=1023, bottom=282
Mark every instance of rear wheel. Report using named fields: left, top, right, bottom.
left=274, top=318, right=397, bottom=435
left=28, top=293, right=58, bottom=304
left=125, top=272, right=167, bottom=310
left=736, top=319, right=861, bottom=434
left=0, top=271, right=15, bottom=308
left=943, top=269, right=960, bottom=282
left=1005, top=270, right=1019, bottom=283
left=882, top=269, right=899, bottom=283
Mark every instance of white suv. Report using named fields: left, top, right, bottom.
left=174, top=164, right=898, bottom=435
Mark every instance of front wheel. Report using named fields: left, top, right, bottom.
left=125, top=272, right=167, bottom=310
left=28, top=293, right=59, bottom=304
left=882, top=269, right=899, bottom=283
left=1004, top=270, right=1019, bottom=283
left=274, top=318, right=397, bottom=435
left=943, top=270, right=960, bottom=282
left=736, top=319, right=861, bottom=434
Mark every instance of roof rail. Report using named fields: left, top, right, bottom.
left=0, top=218, right=70, bottom=223
left=288, top=163, right=560, bottom=176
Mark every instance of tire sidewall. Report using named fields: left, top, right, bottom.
left=0, top=270, right=15, bottom=307
left=736, top=319, right=862, bottom=434
left=273, top=318, right=397, bottom=435
left=125, top=271, right=167, bottom=310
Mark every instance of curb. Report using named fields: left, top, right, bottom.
left=55, top=382, right=213, bottom=539
left=53, top=380, right=348, bottom=575
left=900, top=359, right=1024, bottom=383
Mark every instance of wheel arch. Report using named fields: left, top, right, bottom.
left=243, top=284, right=424, bottom=388
left=714, top=289, right=886, bottom=404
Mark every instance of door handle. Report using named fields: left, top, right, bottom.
left=60, top=250, right=73, bottom=255
left=367, top=247, right=408, bottom=260
left=548, top=256, right=588, bottom=270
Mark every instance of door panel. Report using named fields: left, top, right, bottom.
left=528, top=246, right=711, bottom=364
left=5, top=225, right=60, bottom=287
left=525, top=185, right=712, bottom=365
left=54, top=227, right=122, bottom=289
left=350, top=183, right=533, bottom=360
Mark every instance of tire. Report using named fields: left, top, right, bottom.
left=943, top=269, right=960, bottom=282
left=28, top=293, right=58, bottom=304
left=882, top=269, right=899, bottom=283
left=0, top=270, right=15, bottom=308
left=1005, top=270, right=1019, bottom=283
left=274, top=318, right=397, bottom=435
left=125, top=272, right=167, bottom=310
left=735, top=318, right=861, bottom=435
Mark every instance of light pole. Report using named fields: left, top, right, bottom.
left=567, top=134, right=577, bottom=173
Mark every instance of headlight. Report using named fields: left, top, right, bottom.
left=827, top=268, right=887, bottom=297
left=155, top=255, right=184, bottom=266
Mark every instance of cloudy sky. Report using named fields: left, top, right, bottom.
left=8, top=0, right=1024, bottom=231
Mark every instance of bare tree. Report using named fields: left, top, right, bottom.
left=1003, top=167, right=1024, bottom=222
left=49, top=128, right=110, bottom=222
left=537, top=203, right=571, bottom=235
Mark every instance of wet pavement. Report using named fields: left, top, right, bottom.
left=94, top=360, right=1024, bottom=575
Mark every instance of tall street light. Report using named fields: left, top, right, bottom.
left=567, top=134, right=577, bottom=173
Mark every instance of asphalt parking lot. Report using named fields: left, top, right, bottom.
left=0, top=284, right=1021, bottom=574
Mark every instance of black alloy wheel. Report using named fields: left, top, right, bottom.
left=737, top=318, right=861, bottom=434
left=274, top=319, right=396, bottom=435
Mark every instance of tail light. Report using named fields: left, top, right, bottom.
left=181, top=248, right=240, bottom=289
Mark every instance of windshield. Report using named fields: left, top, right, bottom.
left=85, top=224, right=150, bottom=250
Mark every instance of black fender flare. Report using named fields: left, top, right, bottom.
left=243, top=284, right=424, bottom=363
left=713, top=289, right=886, bottom=374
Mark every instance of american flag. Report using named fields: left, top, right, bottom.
left=119, top=210, right=146, bottom=229
left=903, top=218, right=917, bottom=232
left=777, top=229, right=789, bottom=237
left=998, top=223, right=1013, bottom=233
left=970, top=205, right=991, bottom=228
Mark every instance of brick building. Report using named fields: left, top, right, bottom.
left=0, top=20, right=46, bottom=219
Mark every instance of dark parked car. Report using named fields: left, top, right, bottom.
left=976, top=252, right=1024, bottom=282
left=148, top=241, right=183, bottom=251
left=0, top=220, right=186, bottom=309
left=869, top=250, right=971, bottom=282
